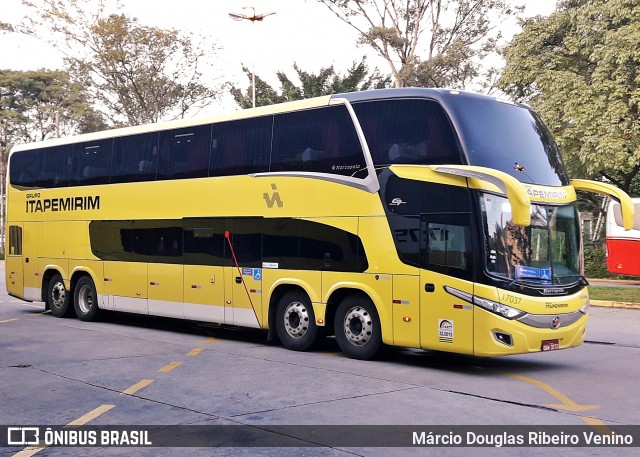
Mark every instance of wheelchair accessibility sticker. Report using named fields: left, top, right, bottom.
left=242, top=268, right=262, bottom=281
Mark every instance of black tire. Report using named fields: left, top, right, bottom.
left=334, top=295, right=382, bottom=360
left=73, top=276, right=100, bottom=322
left=275, top=291, right=324, bottom=351
left=47, top=273, right=73, bottom=318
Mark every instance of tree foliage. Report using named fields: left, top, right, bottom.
left=230, top=58, right=391, bottom=108
left=21, top=0, right=221, bottom=126
left=0, top=69, right=104, bottom=196
left=0, top=69, right=104, bottom=155
left=499, top=0, right=640, bottom=195
left=317, top=0, right=522, bottom=90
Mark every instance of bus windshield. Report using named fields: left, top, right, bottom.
left=446, top=95, right=569, bottom=186
left=480, top=193, right=582, bottom=286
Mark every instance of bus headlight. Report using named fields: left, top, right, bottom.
left=473, top=296, right=527, bottom=320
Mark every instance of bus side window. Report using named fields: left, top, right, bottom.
left=89, top=221, right=133, bottom=261
left=131, top=221, right=183, bottom=264
left=262, top=218, right=303, bottom=270
left=421, top=215, right=473, bottom=281
left=71, top=139, right=113, bottom=186
left=8, top=226, right=22, bottom=255
left=353, top=99, right=463, bottom=167
left=299, top=221, right=368, bottom=272
left=225, top=218, right=263, bottom=268
left=272, top=109, right=322, bottom=172
left=184, top=219, right=226, bottom=266
left=271, top=105, right=365, bottom=175
left=111, top=133, right=159, bottom=183
left=210, top=117, right=271, bottom=177
left=157, top=124, right=212, bottom=180
left=38, top=146, right=70, bottom=188
left=10, top=150, right=40, bottom=188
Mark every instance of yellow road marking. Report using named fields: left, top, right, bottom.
left=13, top=443, right=44, bottom=457
left=66, top=404, right=115, bottom=426
left=122, top=379, right=154, bottom=395
left=13, top=404, right=115, bottom=457
left=197, top=337, right=217, bottom=343
left=158, top=361, right=182, bottom=373
left=581, top=415, right=609, bottom=429
left=187, top=347, right=204, bottom=356
left=0, top=319, right=18, bottom=323
left=508, top=374, right=599, bottom=412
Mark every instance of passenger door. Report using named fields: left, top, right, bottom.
left=419, top=214, right=475, bottom=355
left=6, top=224, right=24, bottom=299
left=22, top=222, right=41, bottom=302
left=223, top=218, right=263, bottom=328
left=143, top=221, right=184, bottom=319
left=101, top=221, right=148, bottom=314
left=183, top=218, right=226, bottom=323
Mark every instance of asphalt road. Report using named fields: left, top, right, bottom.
left=1, top=262, right=639, bottom=456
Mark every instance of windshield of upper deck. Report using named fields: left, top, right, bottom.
left=446, top=95, right=569, bottom=186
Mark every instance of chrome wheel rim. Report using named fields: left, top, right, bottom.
left=51, top=282, right=66, bottom=309
left=343, top=306, right=373, bottom=346
left=283, top=301, right=310, bottom=339
left=77, top=284, right=94, bottom=314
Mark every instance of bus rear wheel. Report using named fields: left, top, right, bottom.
left=275, top=291, right=323, bottom=351
left=74, top=276, right=100, bottom=322
left=47, top=273, right=72, bottom=318
left=334, top=295, right=382, bottom=360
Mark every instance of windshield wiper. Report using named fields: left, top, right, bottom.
left=553, top=274, right=589, bottom=286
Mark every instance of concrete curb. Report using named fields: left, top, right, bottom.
left=590, top=299, right=640, bottom=310
left=587, top=278, right=640, bottom=285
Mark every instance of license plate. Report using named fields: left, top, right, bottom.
left=541, top=339, right=560, bottom=351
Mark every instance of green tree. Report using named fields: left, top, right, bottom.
left=21, top=0, right=221, bottom=125
left=0, top=69, right=105, bottom=175
left=317, top=0, right=522, bottom=89
left=231, top=58, right=391, bottom=108
left=499, top=0, right=640, bottom=196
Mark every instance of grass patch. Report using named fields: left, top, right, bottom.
left=588, top=286, right=640, bottom=303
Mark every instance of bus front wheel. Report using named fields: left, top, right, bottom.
left=334, top=295, right=382, bottom=360
left=47, top=273, right=72, bottom=318
left=275, top=291, right=323, bottom=351
left=74, top=276, right=100, bottom=322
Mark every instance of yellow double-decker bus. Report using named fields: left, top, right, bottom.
left=5, top=89, right=635, bottom=359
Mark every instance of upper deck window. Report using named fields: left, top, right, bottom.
left=271, top=105, right=366, bottom=176
left=210, top=116, right=271, bottom=176
left=10, top=149, right=41, bottom=188
left=352, top=99, right=464, bottom=167
left=111, top=132, right=159, bottom=183
left=157, top=124, right=212, bottom=180
left=70, top=139, right=113, bottom=186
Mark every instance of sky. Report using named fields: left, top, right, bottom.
left=0, top=0, right=558, bottom=114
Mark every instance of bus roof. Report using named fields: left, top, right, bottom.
left=9, top=95, right=332, bottom=153
left=9, top=88, right=524, bottom=154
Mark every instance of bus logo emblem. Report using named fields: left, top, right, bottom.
left=263, top=183, right=283, bottom=208
left=551, top=317, right=560, bottom=329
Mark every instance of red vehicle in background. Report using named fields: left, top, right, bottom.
left=606, top=198, right=640, bottom=276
